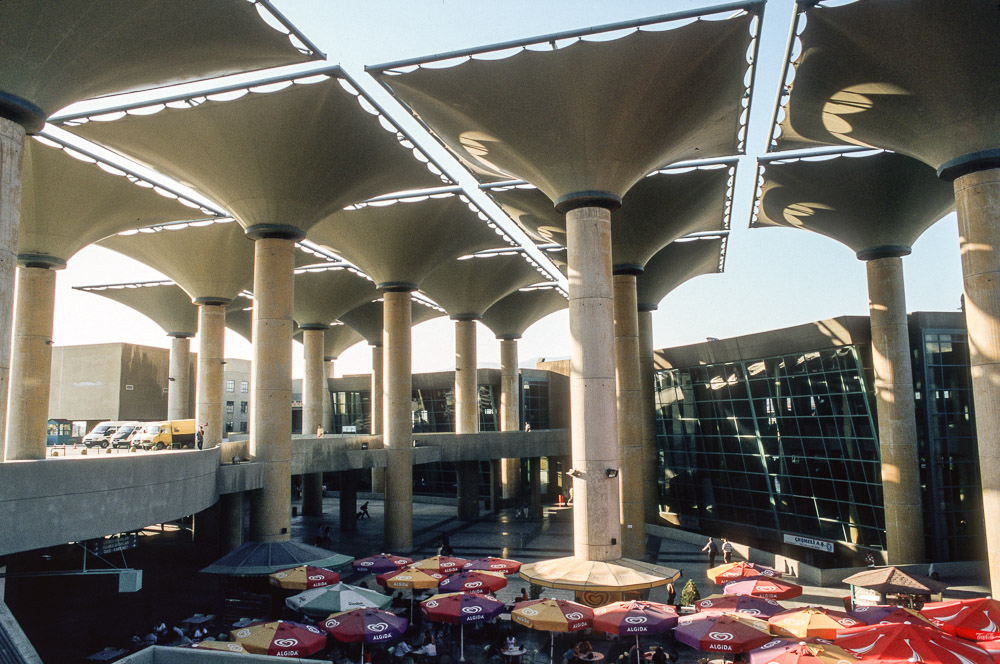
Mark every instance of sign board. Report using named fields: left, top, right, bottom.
left=783, top=533, right=834, bottom=553
left=851, top=584, right=883, bottom=608
left=341, top=425, right=357, bottom=433
left=93, top=534, right=138, bottom=556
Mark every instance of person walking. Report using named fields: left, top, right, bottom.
left=722, top=538, right=733, bottom=564
left=702, top=537, right=718, bottom=568
left=195, top=426, right=204, bottom=450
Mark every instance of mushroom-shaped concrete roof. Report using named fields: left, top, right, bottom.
left=226, top=301, right=254, bottom=343
left=772, top=0, right=1000, bottom=178
left=480, top=286, right=568, bottom=340
left=372, top=5, right=758, bottom=205
left=339, top=299, right=445, bottom=347
left=753, top=151, right=955, bottom=258
left=419, top=253, right=544, bottom=319
left=100, top=220, right=254, bottom=304
left=18, top=136, right=213, bottom=266
left=293, top=266, right=378, bottom=327
left=487, top=165, right=733, bottom=271
left=636, top=237, right=725, bottom=312
left=309, top=195, right=502, bottom=290
left=75, top=281, right=198, bottom=338
left=63, top=71, right=445, bottom=235
left=324, top=324, right=364, bottom=361
left=1, top=0, right=319, bottom=132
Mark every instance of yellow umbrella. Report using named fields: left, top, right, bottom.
left=512, top=598, right=594, bottom=664
left=519, top=556, right=679, bottom=592
left=768, top=606, right=863, bottom=640
left=377, top=567, right=445, bottom=590
left=188, top=640, right=250, bottom=653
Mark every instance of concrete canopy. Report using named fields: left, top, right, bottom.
left=339, top=299, right=444, bottom=347
left=293, top=266, right=378, bottom=328
left=226, top=302, right=254, bottom=343
left=19, top=137, right=213, bottom=266
left=64, top=72, right=444, bottom=236
left=636, top=237, right=725, bottom=311
left=754, top=151, right=955, bottom=258
left=480, top=287, right=568, bottom=340
left=487, top=165, right=733, bottom=271
left=309, top=195, right=502, bottom=290
left=323, top=324, right=364, bottom=361
left=100, top=220, right=254, bottom=304
left=373, top=7, right=758, bottom=205
left=75, top=281, right=198, bottom=338
left=772, top=0, right=1000, bottom=178
left=419, top=253, right=545, bottom=318
left=1, top=0, right=320, bottom=132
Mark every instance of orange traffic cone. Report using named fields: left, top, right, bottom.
left=73, top=440, right=77, bottom=449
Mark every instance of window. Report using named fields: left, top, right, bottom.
left=226, top=400, right=235, bottom=414
left=240, top=401, right=248, bottom=414
left=240, top=381, right=249, bottom=393
left=226, top=380, right=235, bottom=392
left=240, top=422, right=248, bottom=433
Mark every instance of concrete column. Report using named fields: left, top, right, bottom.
left=456, top=318, right=480, bottom=521
left=500, top=337, right=521, bottom=501
left=301, top=327, right=326, bottom=517
left=565, top=204, right=621, bottom=562
left=954, top=167, right=1000, bottom=596
left=864, top=255, right=924, bottom=564
left=339, top=470, right=358, bottom=531
left=167, top=334, right=192, bottom=420
left=6, top=264, right=56, bottom=460
left=322, top=358, right=335, bottom=434
left=247, top=235, right=297, bottom=543
left=383, top=289, right=414, bottom=551
left=371, top=344, right=385, bottom=493
left=638, top=308, right=659, bottom=524
left=529, top=457, right=542, bottom=519
left=219, top=492, right=244, bottom=553
left=0, top=118, right=26, bottom=461
left=490, top=459, right=503, bottom=511
left=195, top=302, right=226, bottom=449
left=613, top=272, right=645, bottom=559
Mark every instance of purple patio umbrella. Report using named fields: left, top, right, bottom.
left=594, top=601, right=679, bottom=652
left=320, top=608, right=408, bottom=663
left=421, top=592, right=506, bottom=661
left=352, top=554, right=413, bottom=575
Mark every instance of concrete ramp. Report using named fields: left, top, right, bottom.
left=0, top=599, right=42, bottom=664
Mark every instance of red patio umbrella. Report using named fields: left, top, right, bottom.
left=748, top=638, right=854, bottom=664
left=461, top=557, right=523, bottom=574
left=695, top=594, right=785, bottom=618
left=978, top=637, right=1000, bottom=662
left=230, top=620, right=327, bottom=658
left=674, top=612, right=773, bottom=654
left=835, top=622, right=994, bottom=664
left=724, top=576, right=803, bottom=600
left=352, top=553, right=413, bottom=575
left=410, top=555, right=469, bottom=576
left=921, top=598, right=1000, bottom=641
left=438, top=570, right=508, bottom=595
left=593, top=600, right=678, bottom=652
left=751, top=642, right=858, bottom=664
left=708, top=562, right=782, bottom=585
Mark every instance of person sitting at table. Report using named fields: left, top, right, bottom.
left=627, top=645, right=642, bottom=664
left=564, top=646, right=578, bottom=664
left=517, top=588, right=530, bottom=603
left=505, top=636, right=519, bottom=650
left=651, top=647, right=668, bottom=664
left=413, top=635, right=438, bottom=664
left=575, top=641, right=593, bottom=660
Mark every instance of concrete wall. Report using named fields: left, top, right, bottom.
left=49, top=344, right=124, bottom=421
left=118, top=344, right=172, bottom=421
left=119, top=645, right=327, bottom=663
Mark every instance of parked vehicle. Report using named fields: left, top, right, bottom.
left=46, top=419, right=81, bottom=447
left=132, top=419, right=196, bottom=450
left=109, top=422, right=145, bottom=449
left=82, top=421, right=125, bottom=448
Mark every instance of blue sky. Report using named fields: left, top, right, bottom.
left=50, top=0, right=963, bottom=376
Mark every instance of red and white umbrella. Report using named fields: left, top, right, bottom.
left=835, top=622, right=994, bottom=664
left=438, top=570, right=507, bottom=595
left=922, top=598, right=1000, bottom=641
left=593, top=600, right=678, bottom=651
left=708, top=562, right=782, bottom=585
left=230, top=620, right=327, bottom=658
left=695, top=594, right=786, bottom=618
left=674, top=612, right=773, bottom=654
left=978, top=637, right=1000, bottom=662
left=268, top=565, right=341, bottom=590
left=724, top=576, right=803, bottom=600
left=461, top=557, right=522, bottom=574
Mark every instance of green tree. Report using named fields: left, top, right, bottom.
left=680, top=579, right=701, bottom=606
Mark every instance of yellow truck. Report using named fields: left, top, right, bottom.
left=132, top=419, right=196, bottom=451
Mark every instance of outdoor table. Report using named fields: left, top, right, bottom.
left=578, top=653, right=605, bottom=662
left=503, top=646, right=527, bottom=664
left=182, top=614, right=215, bottom=627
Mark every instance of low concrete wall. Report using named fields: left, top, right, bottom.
left=118, top=645, right=327, bottom=663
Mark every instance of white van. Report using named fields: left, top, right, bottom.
left=82, top=421, right=125, bottom=448
left=108, top=421, right=145, bottom=449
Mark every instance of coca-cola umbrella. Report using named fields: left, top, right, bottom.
left=749, top=642, right=859, bottom=664
left=979, top=637, right=1000, bottom=662
left=921, top=598, right=1000, bottom=641
left=438, top=570, right=508, bottom=595
left=724, top=577, right=803, bottom=601
left=230, top=620, right=327, bottom=658
left=353, top=554, right=414, bottom=576
left=835, top=621, right=994, bottom=664
left=696, top=594, right=786, bottom=618
left=320, top=608, right=408, bottom=663
left=748, top=638, right=855, bottom=664
left=268, top=565, right=341, bottom=590
left=421, top=592, right=506, bottom=661
left=461, top=557, right=523, bottom=574
left=708, top=562, right=783, bottom=585
left=410, top=555, right=470, bottom=576
left=674, top=612, right=773, bottom=655
left=768, top=606, right=864, bottom=640
left=594, top=600, right=679, bottom=652
left=513, top=598, right=594, bottom=664
left=848, top=604, right=937, bottom=628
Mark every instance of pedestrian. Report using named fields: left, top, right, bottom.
left=722, top=538, right=733, bottom=564
left=323, top=525, right=332, bottom=548
left=702, top=537, right=718, bottom=568
left=439, top=532, right=453, bottom=556
left=666, top=581, right=676, bottom=607
left=518, top=587, right=529, bottom=602
left=317, top=425, right=324, bottom=438
left=316, top=525, right=325, bottom=546
left=195, top=426, right=204, bottom=450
